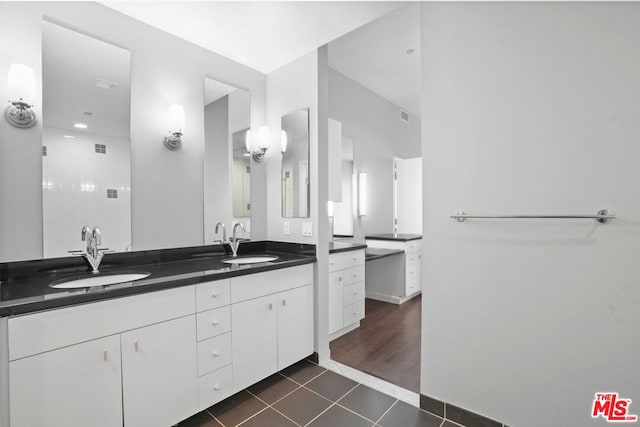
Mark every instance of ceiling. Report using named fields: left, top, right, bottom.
left=42, top=20, right=131, bottom=138
left=328, top=3, right=421, bottom=115
left=101, top=1, right=404, bottom=74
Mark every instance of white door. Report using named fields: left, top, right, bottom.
left=121, top=315, right=198, bottom=427
left=9, top=335, right=122, bottom=427
left=277, top=285, right=314, bottom=370
left=232, top=294, right=278, bottom=390
left=394, top=157, right=422, bottom=234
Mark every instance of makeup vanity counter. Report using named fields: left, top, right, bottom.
left=0, top=242, right=316, bottom=427
left=365, top=234, right=422, bottom=304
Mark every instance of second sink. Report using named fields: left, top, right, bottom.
left=222, top=256, right=279, bottom=265
left=50, top=272, right=151, bottom=289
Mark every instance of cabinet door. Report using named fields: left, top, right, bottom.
left=277, top=285, right=314, bottom=370
left=121, top=315, right=198, bottom=427
left=9, top=335, right=122, bottom=427
left=328, top=271, right=344, bottom=334
left=232, top=294, right=278, bottom=390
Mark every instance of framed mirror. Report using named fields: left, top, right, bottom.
left=203, top=78, right=251, bottom=243
left=281, top=108, right=310, bottom=218
left=41, top=20, right=132, bottom=258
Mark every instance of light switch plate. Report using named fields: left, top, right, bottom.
left=302, top=222, right=313, bottom=237
left=284, top=221, right=290, bottom=236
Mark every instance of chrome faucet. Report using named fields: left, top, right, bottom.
left=214, top=222, right=227, bottom=243
left=230, top=222, right=246, bottom=257
left=71, top=225, right=111, bottom=273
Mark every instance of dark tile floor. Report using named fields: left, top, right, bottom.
left=177, top=358, right=467, bottom=427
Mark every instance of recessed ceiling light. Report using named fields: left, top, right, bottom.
left=406, top=48, right=416, bottom=55
left=73, top=123, right=88, bottom=129
left=63, top=135, right=76, bottom=139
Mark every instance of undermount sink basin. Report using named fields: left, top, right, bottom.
left=222, top=255, right=279, bottom=265
left=50, top=272, right=151, bottom=289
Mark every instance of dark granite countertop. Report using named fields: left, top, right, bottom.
left=365, top=248, right=404, bottom=261
left=0, top=241, right=316, bottom=317
left=365, top=233, right=422, bottom=242
left=329, top=241, right=367, bottom=254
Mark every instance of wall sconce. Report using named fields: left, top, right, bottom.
left=247, top=125, right=270, bottom=162
left=327, top=201, right=334, bottom=218
left=281, top=130, right=288, bottom=153
left=164, top=104, right=185, bottom=150
left=358, top=172, right=367, bottom=216
left=5, top=63, right=37, bottom=128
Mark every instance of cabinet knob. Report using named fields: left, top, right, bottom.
left=213, top=385, right=221, bottom=391
left=212, top=320, right=220, bottom=326
left=353, top=291, right=357, bottom=295
left=103, top=350, right=108, bottom=362
left=353, top=257, right=357, bottom=261
left=338, top=277, right=342, bottom=282
left=211, top=292, right=219, bottom=298
left=212, top=351, right=220, bottom=358
left=134, top=341, right=139, bottom=352
left=353, top=273, right=357, bottom=277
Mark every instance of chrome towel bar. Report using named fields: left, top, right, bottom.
left=451, top=209, right=614, bottom=224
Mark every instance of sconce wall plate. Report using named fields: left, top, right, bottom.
left=164, top=131, right=182, bottom=150
left=5, top=100, right=37, bottom=128
left=252, top=147, right=267, bottom=162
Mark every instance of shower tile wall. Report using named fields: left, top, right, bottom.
left=42, top=126, right=131, bottom=257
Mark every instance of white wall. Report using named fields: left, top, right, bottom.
left=328, top=68, right=421, bottom=240
left=266, top=51, right=319, bottom=243
left=420, top=3, right=640, bottom=426
left=0, top=2, right=266, bottom=260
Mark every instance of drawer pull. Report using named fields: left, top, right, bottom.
left=353, top=273, right=357, bottom=277
left=338, top=277, right=342, bottom=282
left=213, top=385, right=221, bottom=391
left=212, top=351, right=220, bottom=358
left=211, top=292, right=219, bottom=298
left=353, top=291, right=358, bottom=295
left=211, top=320, right=220, bottom=326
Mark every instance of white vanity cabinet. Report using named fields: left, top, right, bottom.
left=231, top=264, right=314, bottom=391
left=328, top=249, right=366, bottom=339
left=1, top=262, right=315, bottom=427
left=9, top=335, right=123, bottom=427
left=7, top=285, right=196, bottom=427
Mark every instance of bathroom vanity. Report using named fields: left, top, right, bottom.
left=365, top=234, right=422, bottom=304
left=328, top=241, right=367, bottom=340
left=0, top=243, right=315, bottom=427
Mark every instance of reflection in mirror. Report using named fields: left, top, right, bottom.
left=42, top=20, right=131, bottom=257
left=203, top=78, right=251, bottom=243
left=333, top=136, right=355, bottom=235
left=281, top=108, right=310, bottom=218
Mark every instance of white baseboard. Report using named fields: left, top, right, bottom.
left=365, top=290, right=421, bottom=305
left=329, top=321, right=360, bottom=342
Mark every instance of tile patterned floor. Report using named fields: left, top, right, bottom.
left=177, top=358, right=468, bottom=427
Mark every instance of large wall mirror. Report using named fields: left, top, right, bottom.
left=281, top=108, right=310, bottom=218
left=42, top=20, right=132, bottom=258
left=203, top=78, right=251, bottom=243
left=333, top=136, right=355, bottom=236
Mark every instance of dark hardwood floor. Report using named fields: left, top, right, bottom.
left=330, top=296, right=421, bottom=392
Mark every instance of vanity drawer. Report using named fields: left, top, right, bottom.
left=196, top=279, right=231, bottom=312
left=406, top=277, right=420, bottom=295
left=196, top=306, right=231, bottom=341
left=198, top=364, right=233, bottom=411
left=406, top=263, right=421, bottom=283
left=342, top=250, right=365, bottom=268
left=329, top=254, right=343, bottom=272
left=405, top=251, right=422, bottom=266
left=344, top=300, right=365, bottom=326
left=344, top=265, right=365, bottom=285
left=405, top=240, right=422, bottom=253
left=197, top=332, right=232, bottom=376
left=343, top=281, right=365, bottom=306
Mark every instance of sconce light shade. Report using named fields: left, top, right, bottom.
left=164, top=104, right=185, bottom=150
left=5, top=63, right=37, bottom=128
left=358, top=172, right=367, bottom=216
left=245, top=129, right=251, bottom=153
left=281, top=130, right=288, bottom=153
left=249, top=125, right=270, bottom=162
left=327, top=201, right=334, bottom=218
